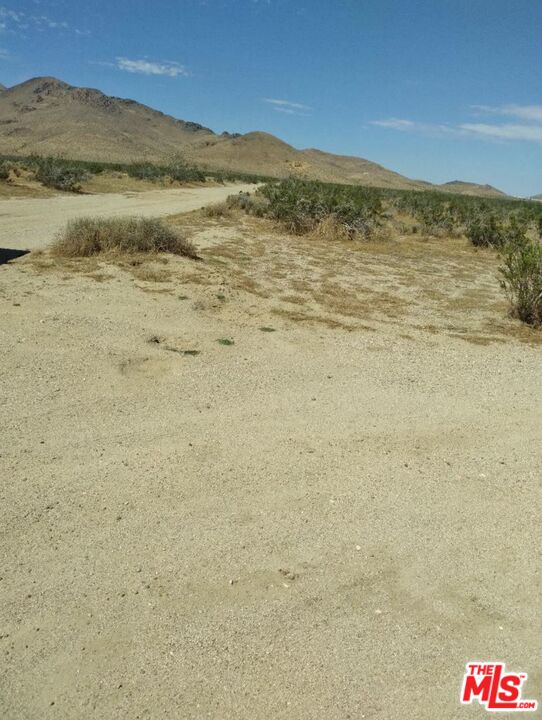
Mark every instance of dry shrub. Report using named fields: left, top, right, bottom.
left=226, top=192, right=268, bottom=217
left=0, top=161, right=10, bottom=181
left=132, top=266, right=172, bottom=283
left=203, top=202, right=232, bottom=218
left=50, top=216, right=198, bottom=259
left=371, top=225, right=393, bottom=242
left=310, top=215, right=354, bottom=243
left=309, top=215, right=389, bottom=243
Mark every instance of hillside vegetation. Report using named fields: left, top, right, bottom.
left=0, top=154, right=269, bottom=195
left=230, top=179, right=542, bottom=327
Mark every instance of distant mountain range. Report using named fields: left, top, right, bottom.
left=0, top=76, right=507, bottom=197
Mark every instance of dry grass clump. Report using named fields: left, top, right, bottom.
left=50, top=216, right=198, bottom=259
left=226, top=192, right=268, bottom=216
left=310, top=215, right=357, bottom=243
left=203, top=202, right=233, bottom=218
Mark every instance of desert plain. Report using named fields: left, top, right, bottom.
left=1, top=184, right=541, bottom=719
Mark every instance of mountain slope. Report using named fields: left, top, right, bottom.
left=439, top=180, right=507, bottom=198
left=0, top=77, right=420, bottom=189
left=0, top=76, right=506, bottom=195
left=0, top=77, right=215, bottom=162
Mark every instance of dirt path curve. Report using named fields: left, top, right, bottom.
left=0, top=183, right=257, bottom=251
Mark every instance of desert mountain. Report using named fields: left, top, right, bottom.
left=0, top=77, right=215, bottom=162
left=440, top=181, right=506, bottom=199
left=0, top=76, right=506, bottom=195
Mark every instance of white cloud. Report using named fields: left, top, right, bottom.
left=0, top=8, right=22, bottom=25
left=0, top=6, right=87, bottom=36
left=370, top=118, right=416, bottom=130
left=115, top=57, right=189, bottom=78
left=371, top=105, right=542, bottom=145
left=460, top=123, right=542, bottom=142
left=263, top=98, right=312, bottom=116
left=369, top=118, right=460, bottom=137
left=264, top=98, right=311, bottom=111
left=472, top=104, right=542, bottom=123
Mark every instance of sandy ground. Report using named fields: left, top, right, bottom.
left=0, top=183, right=257, bottom=251
left=1, top=207, right=541, bottom=719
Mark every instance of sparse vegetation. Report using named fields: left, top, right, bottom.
left=229, top=178, right=542, bottom=250
left=391, top=190, right=542, bottom=242
left=6, top=150, right=542, bottom=330
left=220, top=178, right=542, bottom=329
left=0, top=153, right=270, bottom=192
left=51, top=216, right=198, bottom=258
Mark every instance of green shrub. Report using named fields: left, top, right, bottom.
left=0, top=153, right=271, bottom=187
left=499, top=235, right=542, bottom=326
left=126, top=162, right=165, bottom=182
left=51, top=216, right=198, bottom=258
left=258, top=179, right=384, bottom=238
left=124, top=158, right=206, bottom=184
left=465, top=215, right=527, bottom=248
left=33, top=157, right=89, bottom=192
left=167, top=157, right=206, bottom=183
left=0, top=161, right=9, bottom=180
left=465, top=215, right=506, bottom=247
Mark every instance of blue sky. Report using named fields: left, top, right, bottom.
left=1, top=0, right=541, bottom=196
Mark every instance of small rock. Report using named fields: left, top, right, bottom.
left=279, top=568, right=297, bottom=581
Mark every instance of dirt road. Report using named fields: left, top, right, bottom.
left=0, top=183, right=256, bottom=251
